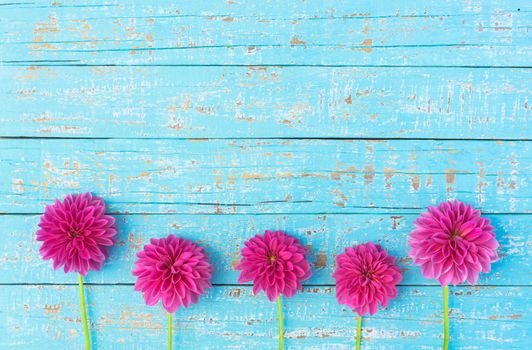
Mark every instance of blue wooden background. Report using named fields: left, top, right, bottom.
left=0, top=1, right=530, bottom=349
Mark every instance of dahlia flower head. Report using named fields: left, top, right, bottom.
left=36, top=192, right=117, bottom=276
left=408, top=200, right=498, bottom=286
left=333, top=242, right=402, bottom=316
left=132, top=234, right=213, bottom=313
left=236, top=230, right=312, bottom=302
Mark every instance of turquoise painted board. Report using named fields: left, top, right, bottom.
left=1, top=66, right=530, bottom=139
left=0, top=139, right=529, bottom=214
left=1, top=0, right=531, bottom=66
left=0, top=0, right=530, bottom=349
left=0, top=286, right=529, bottom=349
left=0, top=214, right=529, bottom=286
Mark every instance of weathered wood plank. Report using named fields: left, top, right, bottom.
left=1, top=285, right=529, bottom=349
left=1, top=66, right=530, bottom=139
left=0, top=139, right=529, bottom=214
left=0, top=0, right=530, bottom=66
left=0, top=1, right=529, bottom=349
left=0, top=213, right=528, bottom=285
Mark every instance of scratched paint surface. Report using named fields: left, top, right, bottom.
left=2, top=66, right=530, bottom=139
left=0, top=1, right=530, bottom=349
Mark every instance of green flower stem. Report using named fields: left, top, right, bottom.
left=77, top=274, right=90, bottom=350
left=277, top=296, right=284, bottom=350
left=443, top=285, right=449, bottom=350
left=356, top=316, right=362, bottom=350
left=168, top=312, right=173, bottom=350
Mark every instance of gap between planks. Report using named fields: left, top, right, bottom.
left=1, top=283, right=530, bottom=287
left=1, top=63, right=532, bottom=69
left=2, top=212, right=531, bottom=216
left=1, top=136, right=532, bottom=141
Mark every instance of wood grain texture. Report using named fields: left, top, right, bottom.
left=0, top=214, right=528, bottom=285
left=0, top=0, right=530, bottom=66
left=1, top=285, right=529, bottom=349
left=1, top=139, right=529, bottom=214
left=1, top=0, right=531, bottom=348
left=1, top=66, right=530, bottom=139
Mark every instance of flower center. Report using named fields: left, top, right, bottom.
left=68, top=230, right=81, bottom=238
left=166, top=259, right=179, bottom=274
left=362, top=270, right=374, bottom=280
left=450, top=229, right=462, bottom=240
left=268, top=255, right=277, bottom=263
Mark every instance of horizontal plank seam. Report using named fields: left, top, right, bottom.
left=0, top=283, right=529, bottom=287
left=2, top=212, right=530, bottom=216
left=2, top=63, right=532, bottom=69
left=1, top=137, right=531, bottom=142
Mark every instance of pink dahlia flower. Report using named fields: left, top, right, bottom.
left=132, top=235, right=213, bottom=313
left=333, top=242, right=402, bottom=316
left=408, top=200, right=498, bottom=286
left=36, top=192, right=117, bottom=276
left=236, top=230, right=312, bottom=302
